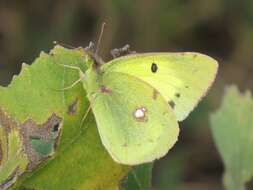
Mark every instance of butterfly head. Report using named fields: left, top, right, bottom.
left=83, top=22, right=106, bottom=70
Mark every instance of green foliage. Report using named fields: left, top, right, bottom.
left=210, top=85, right=253, bottom=190
left=123, top=163, right=153, bottom=190
left=0, top=45, right=129, bottom=190
left=154, top=154, right=184, bottom=190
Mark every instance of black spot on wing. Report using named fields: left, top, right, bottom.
left=151, top=63, right=158, bottom=73
left=175, top=93, right=181, bottom=98
left=168, top=101, right=175, bottom=109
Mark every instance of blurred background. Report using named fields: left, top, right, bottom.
left=0, top=0, right=253, bottom=189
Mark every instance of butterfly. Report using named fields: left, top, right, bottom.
left=59, top=41, right=218, bottom=165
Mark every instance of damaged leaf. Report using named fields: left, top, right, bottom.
left=0, top=112, right=28, bottom=190
left=0, top=46, right=129, bottom=190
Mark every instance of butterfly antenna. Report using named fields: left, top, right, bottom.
left=53, top=41, right=76, bottom=49
left=95, top=22, right=106, bottom=56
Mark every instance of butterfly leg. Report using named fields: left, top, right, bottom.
left=80, top=91, right=100, bottom=125
left=80, top=103, right=92, bottom=126
left=57, top=63, right=84, bottom=73
left=110, top=44, right=136, bottom=58
left=59, top=76, right=85, bottom=90
left=55, top=63, right=86, bottom=90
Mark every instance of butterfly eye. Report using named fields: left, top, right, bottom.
left=151, top=63, right=158, bottom=73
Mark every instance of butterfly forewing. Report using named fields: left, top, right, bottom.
left=101, top=53, right=218, bottom=121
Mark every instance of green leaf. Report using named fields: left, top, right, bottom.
left=123, top=163, right=153, bottom=190
left=0, top=45, right=129, bottom=190
left=154, top=154, right=183, bottom=190
left=210, top=85, right=253, bottom=190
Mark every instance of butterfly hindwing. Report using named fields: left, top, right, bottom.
left=101, top=53, right=218, bottom=121
left=92, top=72, right=179, bottom=165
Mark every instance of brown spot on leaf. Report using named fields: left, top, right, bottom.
left=0, top=109, right=61, bottom=164
left=0, top=110, right=20, bottom=188
left=0, top=109, right=17, bottom=134
left=1, top=167, right=19, bottom=190
left=53, top=123, right=60, bottom=132
left=20, top=114, right=62, bottom=170
left=0, top=109, right=62, bottom=188
left=68, top=98, right=78, bottom=115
